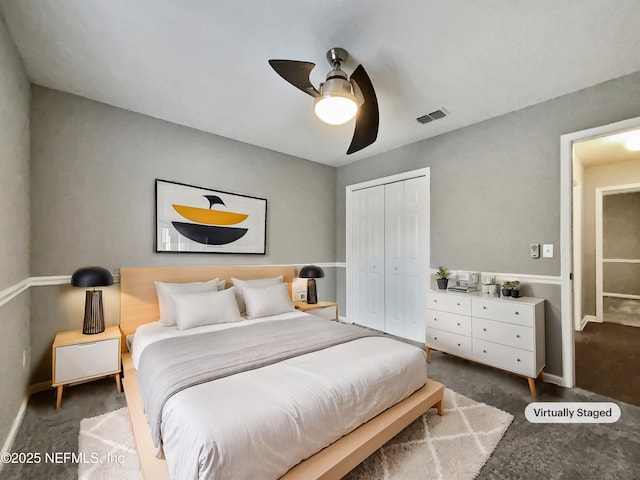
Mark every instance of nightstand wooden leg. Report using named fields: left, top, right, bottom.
left=527, top=377, right=537, bottom=397
left=425, top=347, right=431, bottom=364
left=56, top=386, right=63, bottom=409
left=114, top=373, right=122, bottom=393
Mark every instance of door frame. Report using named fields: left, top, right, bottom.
left=595, top=184, right=640, bottom=321
left=345, top=167, right=431, bottom=324
left=560, top=115, right=640, bottom=387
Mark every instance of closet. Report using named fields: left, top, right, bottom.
left=346, top=169, right=430, bottom=343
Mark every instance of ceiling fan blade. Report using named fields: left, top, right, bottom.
left=268, top=60, right=320, bottom=97
left=347, top=64, right=379, bottom=155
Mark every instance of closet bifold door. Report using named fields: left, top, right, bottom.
left=402, top=176, right=428, bottom=343
left=384, top=181, right=405, bottom=337
left=385, top=177, right=428, bottom=343
left=351, top=185, right=385, bottom=331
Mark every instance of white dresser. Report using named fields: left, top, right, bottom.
left=426, top=291, right=545, bottom=396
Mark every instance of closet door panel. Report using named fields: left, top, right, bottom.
left=403, top=176, right=428, bottom=342
left=351, top=185, right=385, bottom=331
left=385, top=181, right=405, bottom=336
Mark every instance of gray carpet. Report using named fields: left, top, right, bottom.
left=3, top=352, right=639, bottom=480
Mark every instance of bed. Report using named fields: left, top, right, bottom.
left=119, top=266, right=444, bottom=480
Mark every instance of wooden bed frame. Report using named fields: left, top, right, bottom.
left=119, top=265, right=445, bottom=480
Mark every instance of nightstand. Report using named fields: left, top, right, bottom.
left=52, top=325, right=122, bottom=409
left=294, top=300, right=339, bottom=321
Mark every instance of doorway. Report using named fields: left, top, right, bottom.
left=570, top=131, right=640, bottom=405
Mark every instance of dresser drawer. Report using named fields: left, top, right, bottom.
left=54, top=338, right=120, bottom=384
left=472, top=317, right=534, bottom=351
left=426, top=328, right=472, bottom=358
left=472, top=298, right=534, bottom=327
left=427, top=292, right=471, bottom=316
left=426, top=309, right=471, bottom=336
left=473, top=338, right=535, bottom=376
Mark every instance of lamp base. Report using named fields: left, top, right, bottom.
left=83, top=290, right=105, bottom=335
left=306, top=278, right=318, bottom=304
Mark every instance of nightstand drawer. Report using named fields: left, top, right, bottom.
left=426, top=309, right=471, bottom=336
left=54, top=338, right=119, bottom=384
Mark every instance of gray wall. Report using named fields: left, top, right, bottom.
left=336, top=70, right=640, bottom=377
left=29, top=87, right=337, bottom=383
left=0, top=16, right=30, bottom=449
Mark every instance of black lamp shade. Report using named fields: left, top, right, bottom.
left=299, top=265, right=324, bottom=304
left=71, top=267, right=113, bottom=335
left=299, top=265, right=325, bottom=279
left=71, top=266, right=114, bottom=288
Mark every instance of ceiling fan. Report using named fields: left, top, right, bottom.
left=269, top=47, right=379, bottom=155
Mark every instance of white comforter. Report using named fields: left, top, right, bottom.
left=132, top=312, right=427, bottom=480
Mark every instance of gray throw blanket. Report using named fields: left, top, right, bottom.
left=137, top=317, right=384, bottom=449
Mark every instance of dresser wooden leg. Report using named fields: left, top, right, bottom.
left=56, top=386, right=63, bottom=409
left=114, top=373, right=122, bottom=393
left=538, top=371, right=545, bottom=382
left=527, top=377, right=537, bottom=397
left=425, top=347, right=431, bottom=363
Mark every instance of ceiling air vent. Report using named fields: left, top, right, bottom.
left=417, top=108, right=449, bottom=124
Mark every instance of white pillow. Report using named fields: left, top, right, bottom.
left=171, top=287, right=242, bottom=330
left=155, top=278, right=220, bottom=326
left=243, top=283, right=294, bottom=319
left=231, top=275, right=283, bottom=314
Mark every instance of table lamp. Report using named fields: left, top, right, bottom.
left=299, top=265, right=324, bottom=304
left=71, top=266, right=114, bottom=334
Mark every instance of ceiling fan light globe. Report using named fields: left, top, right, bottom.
left=314, top=94, right=358, bottom=125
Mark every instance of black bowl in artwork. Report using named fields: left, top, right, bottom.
left=171, top=222, right=248, bottom=246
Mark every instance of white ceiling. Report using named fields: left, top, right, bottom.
left=574, top=129, right=640, bottom=168
left=2, top=0, right=640, bottom=167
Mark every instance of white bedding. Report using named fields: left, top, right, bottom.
left=133, top=313, right=427, bottom=480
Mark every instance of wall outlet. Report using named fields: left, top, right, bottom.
left=530, top=244, right=540, bottom=259
left=543, top=244, right=554, bottom=258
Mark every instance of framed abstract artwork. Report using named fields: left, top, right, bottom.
left=155, top=179, right=267, bottom=254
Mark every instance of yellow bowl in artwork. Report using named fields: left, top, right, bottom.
left=172, top=204, right=248, bottom=225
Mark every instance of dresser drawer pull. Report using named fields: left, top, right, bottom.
left=483, top=306, right=487, bottom=310
left=515, top=311, right=519, bottom=315
left=483, top=349, right=487, bottom=353
left=457, top=343, right=461, bottom=347
left=457, top=322, right=461, bottom=326
left=457, top=302, right=461, bottom=306
left=517, top=358, right=521, bottom=362
left=516, top=334, right=520, bottom=338
left=434, top=337, right=438, bottom=340
left=483, top=328, right=487, bottom=331
left=433, top=299, right=438, bottom=303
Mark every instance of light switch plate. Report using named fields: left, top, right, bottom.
left=543, top=244, right=554, bottom=258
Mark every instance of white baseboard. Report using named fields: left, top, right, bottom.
left=0, top=395, right=29, bottom=465
left=584, top=315, right=602, bottom=324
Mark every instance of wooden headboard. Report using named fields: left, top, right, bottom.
left=120, top=265, right=296, bottom=340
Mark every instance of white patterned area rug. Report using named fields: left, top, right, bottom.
left=78, top=389, right=512, bottom=480
left=344, top=388, right=514, bottom=480
left=78, top=407, right=141, bottom=480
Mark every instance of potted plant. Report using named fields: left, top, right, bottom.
left=501, top=281, right=513, bottom=297
left=510, top=281, right=521, bottom=298
left=435, top=266, right=451, bottom=290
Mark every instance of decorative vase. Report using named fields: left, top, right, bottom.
left=501, top=288, right=512, bottom=297
left=436, top=278, right=449, bottom=290
left=511, top=289, right=520, bottom=298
